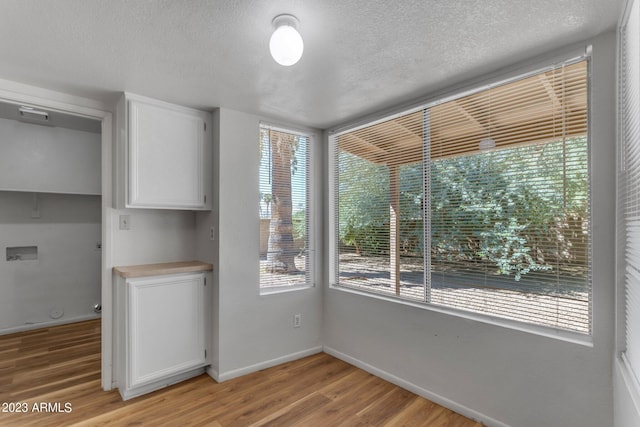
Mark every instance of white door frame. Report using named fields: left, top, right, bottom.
left=0, top=81, right=114, bottom=390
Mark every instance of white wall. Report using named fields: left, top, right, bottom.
left=0, top=117, right=101, bottom=195
left=323, top=31, right=616, bottom=427
left=109, top=208, right=197, bottom=267
left=210, top=108, right=323, bottom=380
left=0, top=191, right=101, bottom=332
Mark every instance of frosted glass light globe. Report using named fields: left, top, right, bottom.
left=269, top=24, right=304, bottom=66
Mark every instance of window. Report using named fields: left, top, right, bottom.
left=259, top=125, right=311, bottom=290
left=619, top=0, right=640, bottom=388
left=331, top=58, right=591, bottom=334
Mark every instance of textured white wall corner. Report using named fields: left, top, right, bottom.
left=322, top=31, right=617, bottom=427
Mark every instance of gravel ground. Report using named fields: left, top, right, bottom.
left=337, top=253, right=589, bottom=333
left=258, top=253, right=590, bottom=333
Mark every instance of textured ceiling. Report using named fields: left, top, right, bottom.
left=0, top=0, right=624, bottom=129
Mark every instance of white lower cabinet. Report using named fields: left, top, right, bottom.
left=116, top=271, right=209, bottom=400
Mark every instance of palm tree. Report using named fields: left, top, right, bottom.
left=264, top=130, right=299, bottom=273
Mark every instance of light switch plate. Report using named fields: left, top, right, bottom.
left=119, top=214, right=131, bottom=230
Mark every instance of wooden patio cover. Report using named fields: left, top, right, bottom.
left=338, top=60, right=587, bottom=165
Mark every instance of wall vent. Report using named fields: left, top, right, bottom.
left=6, top=246, right=37, bottom=261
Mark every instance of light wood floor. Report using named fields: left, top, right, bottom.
left=0, top=319, right=483, bottom=426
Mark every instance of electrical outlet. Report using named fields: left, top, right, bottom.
left=119, top=215, right=131, bottom=230
left=293, top=314, right=301, bottom=328
left=210, top=226, right=215, bottom=241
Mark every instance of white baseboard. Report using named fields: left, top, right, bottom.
left=206, top=366, right=219, bottom=382
left=213, top=346, right=323, bottom=383
left=119, top=367, right=206, bottom=401
left=0, top=313, right=101, bottom=335
left=323, top=346, right=511, bottom=427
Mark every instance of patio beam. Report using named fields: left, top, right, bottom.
left=389, top=165, right=400, bottom=295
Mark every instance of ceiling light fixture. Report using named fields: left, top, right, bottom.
left=269, top=14, right=303, bottom=66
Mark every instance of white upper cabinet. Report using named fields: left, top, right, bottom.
left=118, top=93, right=212, bottom=210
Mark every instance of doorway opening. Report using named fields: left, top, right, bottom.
left=0, top=94, right=112, bottom=391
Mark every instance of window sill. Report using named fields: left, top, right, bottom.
left=329, top=283, right=594, bottom=347
left=260, top=283, right=314, bottom=296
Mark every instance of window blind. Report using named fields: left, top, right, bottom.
left=620, top=0, right=640, bottom=385
left=334, top=59, right=591, bottom=333
left=259, top=126, right=310, bottom=289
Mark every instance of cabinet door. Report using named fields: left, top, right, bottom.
left=127, top=273, right=205, bottom=388
left=128, top=98, right=207, bottom=209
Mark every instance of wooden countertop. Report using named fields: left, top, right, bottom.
left=113, top=260, right=213, bottom=278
